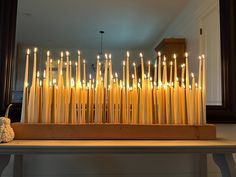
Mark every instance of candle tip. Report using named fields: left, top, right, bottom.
left=60, top=52, right=64, bottom=58
left=83, top=59, right=86, bottom=64
left=191, top=72, right=194, bottom=78
left=105, top=53, right=108, bottom=59
left=78, top=50, right=80, bottom=55
left=75, top=62, right=78, bottom=66
left=109, top=53, right=112, bottom=59
left=47, top=51, right=50, bottom=57
left=202, top=54, right=205, bottom=59
left=158, top=51, right=161, bottom=57
left=34, top=48, right=38, bottom=53
left=173, top=54, right=177, bottom=59
left=126, top=51, right=130, bottom=58
left=185, top=52, right=188, bottom=58
left=139, top=52, right=143, bottom=58
left=66, top=51, right=69, bottom=56
left=26, top=49, right=30, bottom=55
left=123, top=60, right=125, bottom=66
left=37, top=71, right=40, bottom=78
left=133, top=62, right=136, bottom=66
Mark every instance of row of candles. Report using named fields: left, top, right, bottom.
left=21, top=48, right=206, bottom=125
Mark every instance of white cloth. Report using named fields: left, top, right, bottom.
left=0, top=117, right=14, bottom=143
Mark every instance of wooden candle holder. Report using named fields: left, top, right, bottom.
left=12, top=123, right=216, bottom=140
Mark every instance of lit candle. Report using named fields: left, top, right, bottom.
left=169, top=61, right=173, bottom=84
left=140, top=53, right=144, bottom=87
left=181, top=64, right=185, bottom=87
left=28, top=47, right=38, bottom=123
left=202, top=54, right=206, bottom=124
left=133, top=63, right=137, bottom=86
left=77, top=50, right=81, bottom=87
left=126, top=51, right=130, bottom=88
left=83, top=59, right=86, bottom=83
left=185, top=52, right=190, bottom=124
left=21, top=49, right=30, bottom=123
left=158, top=52, right=161, bottom=87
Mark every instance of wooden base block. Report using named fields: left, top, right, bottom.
left=11, top=123, right=216, bottom=140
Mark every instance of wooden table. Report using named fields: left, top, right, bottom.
left=0, top=139, right=236, bottom=177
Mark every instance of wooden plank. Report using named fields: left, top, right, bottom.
left=11, top=123, right=216, bottom=140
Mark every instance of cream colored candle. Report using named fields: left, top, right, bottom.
left=133, top=63, right=137, bottom=86
left=197, top=56, right=202, bottom=125
left=202, top=55, right=206, bottom=124
left=83, top=59, right=86, bottom=83
left=126, top=51, right=130, bottom=88
left=181, top=64, right=185, bottom=87
left=77, top=50, right=81, bottom=87
left=185, top=52, right=190, bottom=124
left=28, top=47, right=38, bottom=123
left=158, top=52, right=161, bottom=87
left=140, top=53, right=144, bottom=87
left=21, top=49, right=30, bottom=123
left=169, top=61, right=173, bottom=84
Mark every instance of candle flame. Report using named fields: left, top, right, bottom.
left=53, top=79, right=57, bottom=85
left=123, top=60, right=125, bottom=66
left=66, top=51, right=69, bottom=56
left=185, top=52, right=188, bottom=58
left=43, top=70, right=46, bottom=78
left=37, top=71, right=40, bottom=78
left=181, top=64, right=185, bottom=68
left=58, top=60, right=60, bottom=64
left=109, top=54, right=112, bottom=59
left=148, top=60, right=151, bottom=65
left=26, top=49, right=30, bottom=55
left=132, top=74, right=134, bottom=79
left=34, top=48, right=38, bottom=53
left=170, top=61, right=173, bottom=66
left=24, top=82, right=28, bottom=88
left=115, top=72, right=118, bottom=78
left=139, top=52, right=143, bottom=58
left=60, top=52, right=64, bottom=58
left=191, top=73, right=194, bottom=78
left=202, top=54, right=205, bottom=59
left=133, top=62, right=136, bottom=66
left=97, top=55, right=100, bottom=60
left=47, top=51, right=50, bottom=57
left=199, top=56, right=202, bottom=60
left=75, top=62, right=78, bottom=66
left=105, top=53, right=108, bottom=59
left=71, top=78, right=75, bottom=87
left=69, top=61, right=72, bottom=65
left=39, top=80, right=42, bottom=87
left=158, top=51, right=161, bottom=57
left=89, top=74, right=92, bottom=80
left=127, top=51, right=130, bottom=58
left=83, top=59, right=86, bottom=64
left=173, top=54, right=177, bottom=59
left=50, top=59, right=53, bottom=63
left=163, top=56, right=166, bottom=62
left=78, top=50, right=80, bottom=55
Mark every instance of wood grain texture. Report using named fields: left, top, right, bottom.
left=11, top=123, right=216, bottom=140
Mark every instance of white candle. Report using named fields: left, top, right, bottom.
left=157, top=52, right=161, bottom=86
left=21, top=49, right=30, bottom=123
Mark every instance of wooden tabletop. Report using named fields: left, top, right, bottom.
left=0, top=139, right=236, bottom=154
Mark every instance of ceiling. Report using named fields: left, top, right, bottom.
left=16, top=0, right=189, bottom=50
